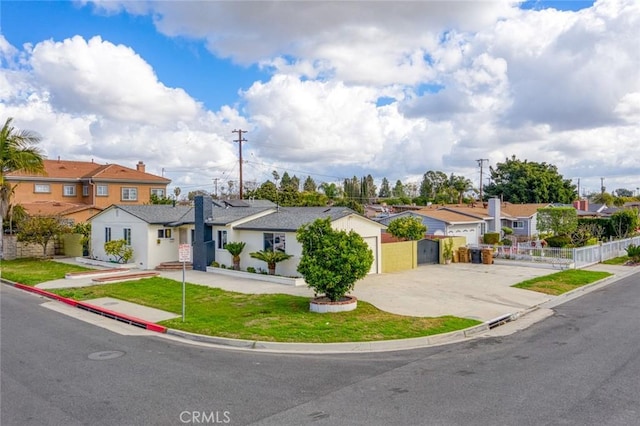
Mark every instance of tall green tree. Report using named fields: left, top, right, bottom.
left=378, top=177, right=391, bottom=198
left=303, top=176, right=317, bottom=192
left=449, top=174, right=474, bottom=204
left=319, top=182, right=340, bottom=199
left=610, top=209, right=639, bottom=239
left=484, top=155, right=577, bottom=203
left=392, top=179, right=406, bottom=198
left=1, top=117, right=46, bottom=222
left=419, top=170, right=448, bottom=201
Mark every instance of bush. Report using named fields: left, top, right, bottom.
left=104, top=239, right=133, bottom=264
left=246, top=266, right=256, bottom=273
left=501, top=238, right=513, bottom=246
left=502, top=226, right=513, bottom=235
left=545, top=235, right=572, bottom=248
left=210, top=261, right=220, bottom=267
left=483, top=232, right=500, bottom=244
left=626, top=244, right=640, bottom=262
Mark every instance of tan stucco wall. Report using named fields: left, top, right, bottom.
left=381, top=240, right=417, bottom=272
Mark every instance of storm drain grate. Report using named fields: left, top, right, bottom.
left=77, top=303, right=147, bottom=329
left=487, top=313, right=513, bottom=329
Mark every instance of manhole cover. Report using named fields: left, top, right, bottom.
left=88, top=350, right=125, bottom=360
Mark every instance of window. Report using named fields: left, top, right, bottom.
left=82, top=185, right=89, bottom=197
left=34, top=184, right=50, bottom=193
left=123, top=228, right=132, bottom=245
left=263, top=232, right=286, bottom=252
left=157, top=229, right=172, bottom=239
left=151, top=188, right=165, bottom=198
left=121, top=187, right=138, bottom=201
left=217, top=230, right=227, bottom=249
left=105, top=227, right=112, bottom=242
left=63, top=185, right=76, bottom=197
left=97, top=185, right=108, bottom=196
left=513, top=221, right=524, bottom=229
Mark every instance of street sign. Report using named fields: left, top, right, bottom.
left=179, top=244, right=191, bottom=262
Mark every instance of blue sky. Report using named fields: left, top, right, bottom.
left=1, top=0, right=638, bottom=197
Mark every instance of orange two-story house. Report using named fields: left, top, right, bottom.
left=5, top=158, right=171, bottom=224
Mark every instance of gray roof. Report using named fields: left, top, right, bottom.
left=206, top=206, right=274, bottom=226
left=212, top=199, right=277, bottom=208
left=235, top=207, right=362, bottom=231
left=113, top=205, right=194, bottom=225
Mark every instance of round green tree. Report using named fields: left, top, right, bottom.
left=296, top=217, right=373, bottom=302
left=386, top=216, right=427, bottom=241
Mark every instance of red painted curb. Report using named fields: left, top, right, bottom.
left=11, top=283, right=167, bottom=333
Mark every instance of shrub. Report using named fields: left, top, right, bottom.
left=210, top=261, right=220, bottom=267
left=246, top=266, right=256, bottom=273
left=502, top=226, right=513, bottom=235
left=220, top=264, right=227, bottom=269
left=626, top=244, right=640, bottom=262
left=104, top=239, right=133, bottom=264
left=483, top=232, right=500, bottom=244
left=297, top=217, right=373, bottom=302
left=545, top=235, right=572, bottom=248
left=501, top=238, right=513, bottom=246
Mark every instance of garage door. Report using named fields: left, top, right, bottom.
left=450, top=227, right=478, bottom=245
left=363, top=236, right=379, bottom=274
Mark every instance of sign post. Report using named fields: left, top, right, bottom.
left=178, top=244, right=191, bottom=322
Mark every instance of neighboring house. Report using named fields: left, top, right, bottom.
left=90, top=204, right=194, bottom=269
left=377, top=199, right=552, bottom=243
left=5, top=158, right=170, bottom=224
left=376, top=210, right=483, bottom=245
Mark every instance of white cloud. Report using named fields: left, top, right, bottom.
left=2, top=0, right=639, bottom=195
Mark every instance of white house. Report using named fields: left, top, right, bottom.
left=207, top=206, right=384, bottom=276
left=90, top=201, right=384, bottom=274
left=89, top=204, right=194, bottom=269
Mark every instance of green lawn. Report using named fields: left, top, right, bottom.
left=51, top=277, right=480, bottom=343
left=513, top=269, right=612, bottom=295
left=602, top=256, right=630, bottom=265
left=0, top=258, right=91, bottom=285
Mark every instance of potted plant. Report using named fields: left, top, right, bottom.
left=224, top=241, right=246, bottom=271
left=249, top=249, right=293, bottom=275
left=296, top=217, right=373, bottom=312
left=443, top=238, right=454, bottom=264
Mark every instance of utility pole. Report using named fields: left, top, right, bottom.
left=213, top=178, right=219, bottom=199
left=476, top=159, right=489, bottom=201
left=232, top=129, right=247, bottom=199
left=600, top=177, right=605, bottom=194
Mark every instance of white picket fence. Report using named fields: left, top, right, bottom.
left=472, top=235, right=640, bottom=270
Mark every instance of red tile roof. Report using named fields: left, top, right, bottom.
left=7, top=159, right=170, bottom=183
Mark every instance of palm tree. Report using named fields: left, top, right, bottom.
left=1, top=117, right=46, bottom=222
left=224, top=241, right=246, bottom=270
left=249, top=249, right=293, bottom=275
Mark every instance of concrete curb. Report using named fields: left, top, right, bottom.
left=3, top=280, right=167, bottom=333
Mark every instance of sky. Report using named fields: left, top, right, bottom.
left=1, top=0, right=638, bottom=199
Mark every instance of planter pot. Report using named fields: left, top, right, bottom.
left=309, top=296, right=357, bottom=313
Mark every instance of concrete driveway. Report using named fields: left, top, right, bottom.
left=352, top=263, right=554, bottom=321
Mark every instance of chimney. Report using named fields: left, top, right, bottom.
left=581, top=199, right=588, bottom=211
left=573, top=200, right=581, bottom=210
left=136, top=161, right=145, bottom=173
left=488, top=197, right=501, bottom=233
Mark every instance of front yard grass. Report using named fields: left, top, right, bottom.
left=602, top=256, right=630, bottom=265
left=0, top=258, right=91, bottom=285
left=513, top=269, right=612, bottom=295
left=51, top=277, right=481, bottom=343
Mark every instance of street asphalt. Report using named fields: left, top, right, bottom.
left=31, top=258, right=640, bottom=352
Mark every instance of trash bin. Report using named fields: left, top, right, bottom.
left=482, top=248, right=494, bottom=264
left=470, top=248, right=482, bottom=264
left=458, top=247, right=470, bottom=263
